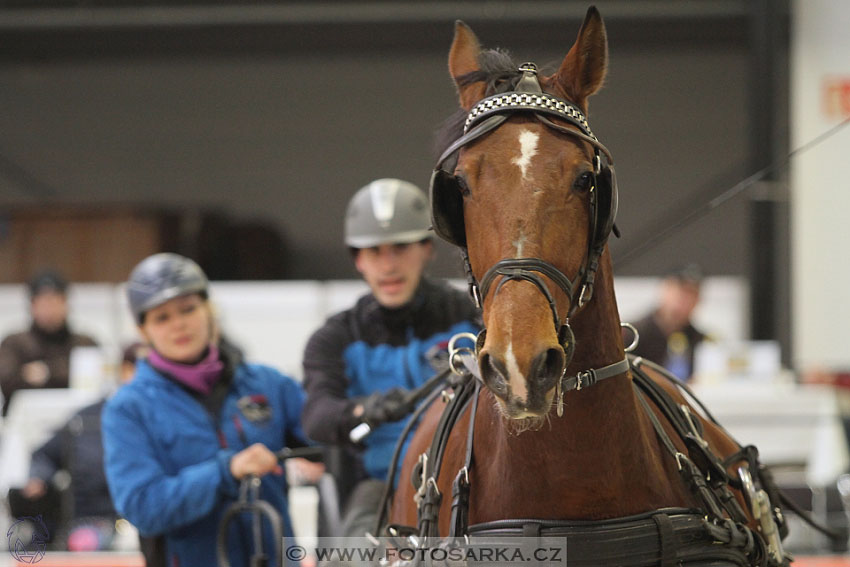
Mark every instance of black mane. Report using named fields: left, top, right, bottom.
left=433, top=49, right=522, bottom=160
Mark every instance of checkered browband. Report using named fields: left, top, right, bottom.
left=463, top=91, right=597, bottom=142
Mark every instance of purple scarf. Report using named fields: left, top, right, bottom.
left=148, top=344, right=224, bottom=395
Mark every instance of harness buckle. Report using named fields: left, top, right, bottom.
left=426, top=476, right=441, bottom=498
left=576, top=369, right=596, bottom=390
left=414, top=453, right=429, bottom=505
left=578, top=283, right=591, bottom=308
left=555, top=377, right=565, bottom=417
left=471, top=283, right=483, bottom=309
left=459, top=466, right=469, bottom=486
left=680, top=405, right=707, bottom=446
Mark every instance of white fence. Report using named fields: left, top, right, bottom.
left=0, top=276, right=747, bottom=384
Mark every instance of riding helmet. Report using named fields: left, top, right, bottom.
left=344, top=178, right=431, bottom=248
left=127, top=253, right=208, bottom=323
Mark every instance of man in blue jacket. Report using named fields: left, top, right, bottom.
left=103, top=253, right=311, bottom=567
left=301, top=179, right=480, bottom=538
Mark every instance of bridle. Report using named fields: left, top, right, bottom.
left=430, top=62, right=619, bottom=367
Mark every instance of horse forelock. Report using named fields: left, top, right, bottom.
left=434, top=48, right=522, bottom=159
left=433, top=49, right=583, bottom=162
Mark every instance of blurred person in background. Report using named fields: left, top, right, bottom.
left=102, top=253, right=314, bottom=567
left=301, top=179, right=480, bottom=537
left=628, top=264, right=707, bottom=382
left=0, top=270, right=98, bottom=415
left=10, top=342, right=146, bottom=552
left=119, top=341, right=149, bottom=382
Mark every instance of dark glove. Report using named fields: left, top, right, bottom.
left=361, top=387, right=410, bottom=426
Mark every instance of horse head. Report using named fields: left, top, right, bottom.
left=432, top=7, right=621, bottom=421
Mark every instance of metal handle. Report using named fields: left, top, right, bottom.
left=349, top=422, right=372, bottom=443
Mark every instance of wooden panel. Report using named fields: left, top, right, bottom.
left=0, top=208, right=164, bottom=283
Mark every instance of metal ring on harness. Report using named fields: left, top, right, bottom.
left=448, top=332, right=478, bottom=376
left=621, top=322, right=640, bottom=353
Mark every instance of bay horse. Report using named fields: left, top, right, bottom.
left=387, top=7, right=790, bottom=566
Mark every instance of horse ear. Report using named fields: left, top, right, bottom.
left=448, top=20, right=486, bottom=110
left=554, top=6, right=608, bottom=109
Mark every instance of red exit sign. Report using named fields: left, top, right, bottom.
left=823, top=76, right=850, bottom=119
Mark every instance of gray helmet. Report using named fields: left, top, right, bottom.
left=344, top=178, right=431, bottom=248
left=127, top=253, right=208, bottom=323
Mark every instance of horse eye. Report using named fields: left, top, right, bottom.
left=574, top=172, right=593, bottom=193
left=456, top=176, right=471, bottom=197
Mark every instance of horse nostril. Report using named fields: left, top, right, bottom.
left=480, top=352, right=509, bottom=400
left=545, top=347, right=566, bottom=378
left=530, top=347, right=565, bottom=392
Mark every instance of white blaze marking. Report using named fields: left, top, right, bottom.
left=501, top=139, right=535, bottom=401
left=505, top=341, right=528, bottom=400
left=512, top=130, right=539, bottom=179
left=512, top=233, right=528, bottom=257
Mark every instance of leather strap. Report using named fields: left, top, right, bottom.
left=630, top=359, right=766, bottom=531
left=652, top=512, right=677, bottom=567
left=435, top=114, right=509, bottom=170
left=468, top=509, right=757, bottom=567
left=560, top=357, right=629, bottom=392
left=373, top=371, right=451, bottom=536
left=418, top=375, right=477, bottom=538
left=479, top=258, right=577, bottom=331
left=449, top=381, right=480, bottom=538
left=634, top=383, right=730, bottom=522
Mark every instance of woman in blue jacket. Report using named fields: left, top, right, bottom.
left=102, top=253, right=311, bottom=567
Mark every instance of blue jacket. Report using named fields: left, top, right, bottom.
left=102, top=355, right=308, bottom=567
left=302, top=278, right=479, bottom=480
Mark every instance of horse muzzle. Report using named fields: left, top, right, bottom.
left=479, top=345, right=565, bottom=417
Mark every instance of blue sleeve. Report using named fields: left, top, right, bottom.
left=102, top=396, right=237, bottom=536
left=279, top=374, right=311, bottom=447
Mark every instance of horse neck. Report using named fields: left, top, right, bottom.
left=554, top=248, right=637, bottom=434
left=567, top=248, right=624, bottom=373
left=551, top=249, right=645, bottom=452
